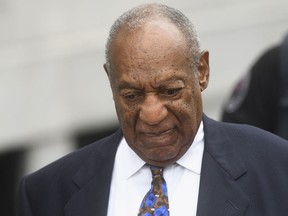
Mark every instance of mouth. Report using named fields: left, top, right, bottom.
left=142, top=128, right=174, bottom=137
left=138, top=128, right=177, bottom=147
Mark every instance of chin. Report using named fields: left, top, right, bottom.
left=143, top=148, right=181, bottom=166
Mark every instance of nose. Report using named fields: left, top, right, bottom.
left=139, top=94, right=168, bottom=125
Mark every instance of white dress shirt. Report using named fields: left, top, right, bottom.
left=107, top=122, right=204, bottom=216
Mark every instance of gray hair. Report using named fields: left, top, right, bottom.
left=105, top=3, right=201, bottom=75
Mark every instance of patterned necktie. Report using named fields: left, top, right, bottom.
left=138, top=165, right=169, bottom=216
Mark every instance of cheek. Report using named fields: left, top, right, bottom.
left=172, top=90, right=202, bottom=129
left=114, top=99, right=138, bottom=127
left=178, top=91, right=199, bottom=114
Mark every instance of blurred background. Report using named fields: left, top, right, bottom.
left=1, top=0, right=288, bottom=214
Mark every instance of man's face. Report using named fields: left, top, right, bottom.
left=106, top=19, right=209, bottom=166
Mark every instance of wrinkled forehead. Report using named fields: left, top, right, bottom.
left=108, top=24, right=193, bottom=89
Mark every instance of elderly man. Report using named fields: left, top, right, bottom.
left=17, top=3, right=288, bottom=216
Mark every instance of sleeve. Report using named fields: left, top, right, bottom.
left=16, top=177, right=34, bottom=216
left=221, top=46, right=281, bottom=133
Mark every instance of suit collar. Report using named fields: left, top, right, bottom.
left=64, top=129, right=123, bottom=216
left=202, top=115, right=247, bottom=180
left=196, top=115, right=249, bottom=215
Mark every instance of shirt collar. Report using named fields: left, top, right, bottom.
left=118, top=137, right=146, bottom=179
left=119, top=121, right=204, bottom=179
left=176, top=121, right=204, bottom=175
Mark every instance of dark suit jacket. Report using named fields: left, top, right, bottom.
left=17, top=115, right=288, bottom=215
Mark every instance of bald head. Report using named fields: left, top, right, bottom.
left=105, top=3, right=201, bottom=76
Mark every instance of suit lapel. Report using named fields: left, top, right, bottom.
left=64, top=129, right=123, bottom=216
left=197, top=116, right=249, bottom=216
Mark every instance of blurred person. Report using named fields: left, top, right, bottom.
left=222, top=34, right=288, bottom=140
left=0, top=148, right=25, bottom=216
left=17, top=3, right=288, bottom=216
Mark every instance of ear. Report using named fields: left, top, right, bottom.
left=198, top=50, right=210, bottom=92
left=103, top=63, right=110, bottom=78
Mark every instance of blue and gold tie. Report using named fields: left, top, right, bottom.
left=138, top=166, right=169, bottom=216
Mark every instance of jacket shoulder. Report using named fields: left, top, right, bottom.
left=22, top=129, right=122, bottom=187
left=204, top=116, right=288, bottom=162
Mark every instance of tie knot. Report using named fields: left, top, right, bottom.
left=150, top=165, right=163, bottom=178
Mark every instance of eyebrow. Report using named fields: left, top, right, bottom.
left=160, top=77, right=185, bottom=85
left=117, top=81, right=140, bottom=90
left=117, top=75, right=185, bottom=90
